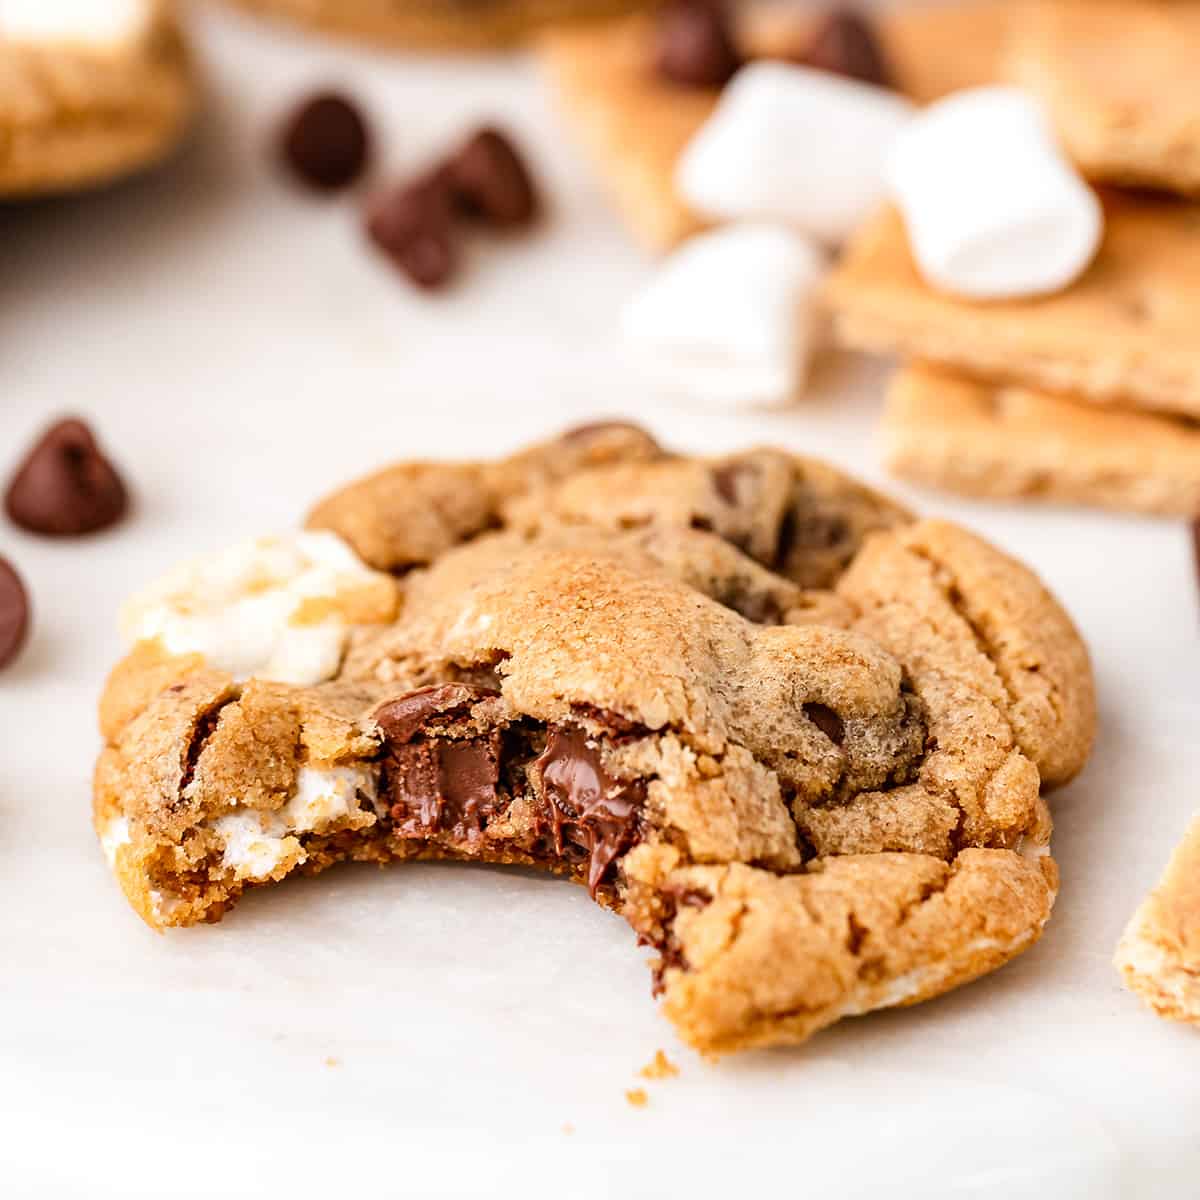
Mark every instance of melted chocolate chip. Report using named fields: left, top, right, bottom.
left=655, top=0, right=741, bottom=88
left=0, top=557, right=30, bottom=670
left=281, top=91, right=370, bottom=191
left=374, top=683, right=498, bottom=744
left=533, top=729, right=645, bottom=896
left=799, top=8, right=891, bottom=87
left=448, top=128, right=538, bottom=229
left=5, top=418, right=128, bottom=537
left=803, top=702, right=845, bottom=746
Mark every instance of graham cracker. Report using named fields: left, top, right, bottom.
left=883, top=364, right=1200, bottom=517
left=826, top=196, right=1200, bottom=420
left=1007, top=0, right=1200, bottom=197
left=1115, top=813, right=1200, bottom=1027
left=539, top=0, right=1012, bottom=251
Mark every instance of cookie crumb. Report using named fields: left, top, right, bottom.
left=324, top=1056, right=340, bottom=1068
left=639, top=1049, right=679, bottom=1080
left=561, top=1122, right=575, bottom=1136
left=625, top=1088, right=649, bottom=1108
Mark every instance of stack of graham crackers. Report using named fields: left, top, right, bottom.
left=542, top=0, right=1200, bottom=516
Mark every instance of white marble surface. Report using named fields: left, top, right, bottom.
left=1, top=7, right=1197, bottom=1197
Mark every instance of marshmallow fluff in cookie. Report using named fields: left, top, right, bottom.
left=94, top=425, right=1095, bottom=1054
left=0, top=0, right=151, bottom=48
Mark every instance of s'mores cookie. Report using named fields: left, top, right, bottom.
left=1008, top=0, right=1200, bottom=198
left=882, top=365, right=1200, bottom=518
left=0, top=0, right=196, bottom=196
left=826, top=196, right=1200, bottom=420
left=94, top=423, right=1095, bottom=1055
left=540, top=1, right=1012, bottom=250
left=1116, top=814, right=1200, bottom=1027
left=224, top=0, right=657, bottom=50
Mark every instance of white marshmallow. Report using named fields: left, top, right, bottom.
left=886, top=86, right=1103, bottom=300
left=0, top=0, right=150, bottom=48
left=676, top=62, right=915, bottom=245
left=212, top=765, right=377, bottom=881
left=121, top=531, right=394, bottom=686
left=622, top=224, right=826, bottom=409
left=99, top=816, right=131, bottom=868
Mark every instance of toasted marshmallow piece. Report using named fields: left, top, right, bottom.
left=0, top=0, right=151, bottom=48
left=887, top=86, right=1103, bottom=300
left=213, top=765, right=377, bottom=881
left=676, top=62, right=915, bottom=245
left=622, top=224, right=826, bottom=409
left=121, top=531, right=396, bottom=686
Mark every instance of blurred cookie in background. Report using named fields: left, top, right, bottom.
left=0, top=0, right=197, bottom=197
left=223, top=0, right=663, bottom=50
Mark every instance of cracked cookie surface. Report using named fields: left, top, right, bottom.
left=94, top=424, right=1095, bottom=1053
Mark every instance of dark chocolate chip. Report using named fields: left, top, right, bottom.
left=386, top=733, right=503, bottom=841
left=5, top=418, right=128, bottom=537
left=281, top=91, right=370, bottom=191
left=448, top=128, right=538, bottom=230
left=654, top=0, right=741, bottom=88
left=374, top=683, right=498, bottom=745
left=366, top=171, right=459, bottom=290
left=803, top=702, right=845, bottom=746
left=534, top=728, right=644, bottom=896
left=0, top=556, right=30, bottom=670
left=799, top=8, right=891, bottom=87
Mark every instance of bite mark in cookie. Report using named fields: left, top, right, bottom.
left=94, top=425, right=1094, bottom=1053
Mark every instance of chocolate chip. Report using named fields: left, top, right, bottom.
left=281, top=91, right=370, bottom=191
left=804, top=702, right=845, bottom=746
left=5, top=418, right=128, bottom=537
left=654, top=0, right=741, bottom=88
left=533, top=728, right=644, bottom=896
left=366, top=171, right=459, bottom=290
left=0, top=557, right=30, bottom=670
left=799, top=8, right=891, bottom=87
left=448, top=128, right=538, bottom=230
left=374, top=683, right=498, bottom=744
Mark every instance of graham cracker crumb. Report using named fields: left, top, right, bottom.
left=625, top=1088, right=649, bottom=1108
left=324, top=1056, right=340, bottom=1068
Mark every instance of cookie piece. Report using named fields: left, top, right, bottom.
left=882, top=365, right=1200, bottom=517
left=1115, top=813, right=1200, bottom=1026
left=223, top=0, right=659, bottom=50
left=826, top=197, right=1200, bottom=420
left=94, top=426, right=1095, bottom=1053
left=1007, top=0, right=1200, bottom=197
left=539, top=1, right=1011, bottom=250
left=0, top=0, right=196, bottom=197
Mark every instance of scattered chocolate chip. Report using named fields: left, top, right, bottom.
left=448, top=128, right=538, bottom=230
left=799, top=8, right=891, bottom=87
left=655, top=0, right=741, bottom=88
left=0, top=557, right=30, bottom=670
left=803, top=702, right=845, bottom=746
left=533, top=728, right=645, bottom=896
left=281, top=91, right=371, bottom=191
left=366, top=171, right=459, bottom=290
left=5, top=418, right=128, bottom=537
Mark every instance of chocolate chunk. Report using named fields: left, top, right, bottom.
left=5, top=418, right=128, bottom=537
left=376, top=685, right=504, bottom=840
left=533, top=728, right=645, bottom=896
left=655, top=0, right=741, bottom=88
left=448, top=128, right=538, bottom=230
left=281, top=91, right=370, bottom=191
left=366, top=171, right=458, bottom=290
left=375, top=683, right=498, bottom=744
left=799, top=9, right=891, bottom=87
left=0, top=556, right=30, bottom=670
left=803, top=702, right=845, bottom=746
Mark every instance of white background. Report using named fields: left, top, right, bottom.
left=1, top=6, right=1197, bottom=1196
